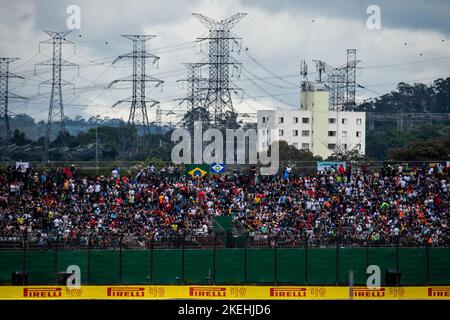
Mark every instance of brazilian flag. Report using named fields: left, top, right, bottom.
left=185, top=164, right=209, bottom=178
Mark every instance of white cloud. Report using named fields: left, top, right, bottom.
left=1, top=0, right=449, bottom=122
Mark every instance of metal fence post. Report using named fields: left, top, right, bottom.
left=426, top=240, right=430, bottom=285
left=212, top=234, right=217, bottom=285
left=396, top=236, right=400, bottom=286
left=181, top=236, right=185, bottom=285
left=366, top=236, right=370, bottom=271
left=22, top=231, right=27, bottom=285
left=244, top=234, right=248, bottom=284
left=87, top=231, right=93, bottom=285
left=305, top=234, right=309, bottom=285
left=55, top=234, right=60, bottom=284
left=150, top=235, right=154, bottom=284
left=119, top=232, right=124, bottom=284
left=274, top=235, right=278, bottom=286
left=336, top=234, right=339, bottom=286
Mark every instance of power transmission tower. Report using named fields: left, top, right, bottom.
left=313, top=59, right=343, bottom=110
left=177, top=63, right=210, bottom=133
left=109, top=35, right=163, bottom=137
left=0, top=58, right=26, bottom=151
left=178, top=62, right=207, bottom=112
left=314, top=49, right=359, bottom=111
left=35, top=30, right=77, bottom=162
left=193, top=13, right=246, bottom=127
left=155, top=104, right=162, bottom=135
left=345, top=49, right=358, bottom=110
left=327, top=65, right=347, bottom=111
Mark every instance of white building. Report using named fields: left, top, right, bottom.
left=257, top=82, right=366, bottom=159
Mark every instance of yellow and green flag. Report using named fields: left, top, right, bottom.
left=185, top=164, right=209, bottom=178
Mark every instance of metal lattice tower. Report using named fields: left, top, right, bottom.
left=345, top=49, right=357, bottom=110
left=0, top=58, right=26, bottom=147
left=155, top=104, right=162, bottom=134
left=315, top=49, right=359, bottom=111
left=36, top=30, right=77, bottom=161
left=327, top=65, right=347, bottom=111
left=178, top=62, right=207, bottom=111
left=109, top=35, right=163, bottom=135
left=193, top=13, right=246, bottom=126
left=313, top=60, right=340, bottom=109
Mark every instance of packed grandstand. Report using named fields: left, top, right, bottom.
left=0, top=162, right=448, bottom=248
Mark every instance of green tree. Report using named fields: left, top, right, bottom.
left=277, top=140, right=321, bottom=161
left=11, top=129, right=30, bottom=146
left=388, top=137, right=450, bottom=161
left=180, top=107, right=212, bottom=130
left=357, top=77, right=450, bottom=114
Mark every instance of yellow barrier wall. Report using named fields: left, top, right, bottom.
left=0, top=286, right=449, bottom=300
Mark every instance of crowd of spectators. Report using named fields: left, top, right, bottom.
left=0, top=162, right=448, bottom=248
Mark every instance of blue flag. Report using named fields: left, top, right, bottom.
left=210, top=163, right=225, bottom=174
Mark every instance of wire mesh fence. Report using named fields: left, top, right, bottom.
left=1, top=230, right=447, bottom=250
left=1, top=233, right=449, bottom=286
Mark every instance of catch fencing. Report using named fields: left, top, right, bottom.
left=0, top=234, right=449, bottom=286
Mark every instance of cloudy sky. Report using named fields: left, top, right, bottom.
left=1, top=0, right=449, bottom=123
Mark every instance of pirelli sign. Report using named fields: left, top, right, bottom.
left=428, top=287, right=450, bottom=297
left=0, top=286, right=447, bottom=300
left=107, top=287, right=145, bottom=297
left=269, top=287, right=307, bottom=298
left=189, top=287, right=227, bottom=297
left=23, top=287, right=62, bottom=298
left=353, top=288, right=386, bottom=298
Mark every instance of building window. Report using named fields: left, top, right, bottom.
left=343, top=144, right=347, bottom=150
left=328, top=131, right=336, bottom=137
left=293, top=117, right=299, bottom=124
left=328, top=144, right=336, bottom=149
left=302, top=117, right=310, bottom=124
left=342, top=131, right=347, bottom=138
left=302, top=130, right=309, bottom=137
left=262, top=117, right=266, bottom=123
left=293, top=143, right=298, bottom=148
left=293, top=130, right=299, bottom=136
left=302, top=143, right=309, bottom=150
left=356, top=131, right=361, bottom=137
left=329, top=118, right=336, bottom=124
left=342, top=118, right=348, bottom=125
left=279, top=116, right=284, bottom=124
left=356, top=118, right=362, bottom=125
left=279, top=130, right=284, bottom=136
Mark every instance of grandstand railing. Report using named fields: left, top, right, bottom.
left=0, top=231, right=447, bottom=249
